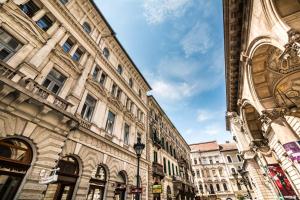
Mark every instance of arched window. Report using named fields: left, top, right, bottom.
left=87, top=165, right=107, bottom=200
left=0, top=138, right=33, bottom=200
left=129, top=78, right=133, bottom=88
left=115, top=171, right=127, bottom=200
left=216, top=183, right=220, bottom=191
left=44, top=156, right=79, bottom=200
left=117, top=65, right=123, bottom=75
left=167, top=185, right=172, bottom=200
left=103, top=47, right=110, bottom=59
left=227, top=155, right=232, bottom=163
left=59, top=0, right=69, bottom=4
left=209, top=184, right=215, bottom=194
left=82, top=22, right=92, bottom=34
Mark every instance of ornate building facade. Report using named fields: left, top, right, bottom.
left=190, top=141, right=253, bottom=200
left=147, top=96, right=195, bottom=200
left=224, top=0, right=300, bottom=199
left=0, top=0, right=152, bottom=199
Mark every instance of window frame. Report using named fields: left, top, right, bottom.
left=0, top=28, right=22, bottom=61
left=105, top=110, right=116, bottom=134
left=81, top=95, right=97, bottom=121
left=42, top=68, right=67, bottom=94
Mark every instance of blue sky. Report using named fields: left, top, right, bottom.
left=95, top=0, right=231, bottom=144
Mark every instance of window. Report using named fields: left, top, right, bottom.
left=209, top=157, right=213, bottom=164
left=237, top=154, right=242, bottom=162
left=153, top=151, right=158, bottom=163
left=219, top=168, right=223, bottom=176
left=123, top=123, right=130, bottom=145
left=92, top=65, right=100, bottom=80
left=105, top=111, right=115, bottom=134
left=0, top=29, right=22, bottom=61
left=227, top=155, right=232, bottom=163
left=116, top=88, right=122, bottom=100
left=172, top=163, right=175, bottom=176
left=161, top=137, right=165, bottom=149
left=129, top=78, right=133, bottom=88
left=163, top=158, right=166, bottom=173
left=175, top=166, right=178, bottom=175
left=42, top=69, right=66, bottom=94
left=223, top=183, right=228, bottom=191
left=117, top=65, right=123, bottom=75
left=103, top=47, right=109, bottom=59
left=111, top=83, right=117, bottom=96
left=168, top=160, right=171, bottom=176
left=99, top=72, right=107, bottom=86
left=59, top=0, right=69, bottom=5
left=19, top=0, right=40, bottom=18
left=196, top=170, right=200, bottom=178
left=62, top=38, right=74, bottom=53
left=231, top=168, right=236, bottom=174
left=212, top=169, right=217, bottom=177
left=81, top=95, right=96, bottom=121
left=209, top=184, right=215, bottom=194
left=87, top=165, right=106, bottom=200
left=72, top=47, right=84, bottom=62
left=36, top=15, right=53, bottom=31
left=82, top=22, right=92, bottom=34
left=194, top=158, right=197, bottom=165
left=216, top=184, right=220, bottom=191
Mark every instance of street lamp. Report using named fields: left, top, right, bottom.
left=134, top=136, right=145, bottom=200
left=232, top=169, right=253, bottom=200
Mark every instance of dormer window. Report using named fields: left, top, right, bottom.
left=19, top=0, right=40, bottom=18
left=82, top=22, right=92, bottom=34
left=129, top=78, right=133, bottom=88
left=117, top=65, right=123, bottom=75
left=103, top=47, right=110, bottom=59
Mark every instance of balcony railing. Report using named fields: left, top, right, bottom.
left=152, top=162, right=164, bottom=178
left=0, top=61, right=72, bottom=111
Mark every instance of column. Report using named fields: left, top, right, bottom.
left=71, top=55, right=94, bottom=98
left=6, top=43, right=34, bottom=68
left=29, top=26, right=66, bottom=68
left=32, top=9, right=47, bottom=22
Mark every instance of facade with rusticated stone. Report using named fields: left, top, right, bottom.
left=224, top=0, right=300, bottom=199
left=0, top=0, right=151, bottom=199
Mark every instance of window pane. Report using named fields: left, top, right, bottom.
left=72, top=48, right=83, bottom=62
left=62, top=39, right=73, bottom=53
left=20, top=0, right=40, bottom=18
left=36, top=15, right=53, bottom=31
left=0, top=48, right=10, bottom=60
left=0, top=29, right=22, bottom=61
left=106, top=111, right=115, bottom=134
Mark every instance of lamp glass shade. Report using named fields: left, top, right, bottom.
left=134, top=136, right=145, bottom=156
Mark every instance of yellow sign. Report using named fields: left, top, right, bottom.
left=152, top=184, right=162, bottom=194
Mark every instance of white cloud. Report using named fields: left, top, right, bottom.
left=196, top=109, right=224, bottom=122
left=143, top=0, right=192, bottom=24
left=181, top=22, right=213, bottom=56
left=151, top=79, right=195, bottom=101
left=202, top=123, right=224, bottom=135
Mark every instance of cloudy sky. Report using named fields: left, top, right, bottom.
left=95, top=0, right=231, bottom=144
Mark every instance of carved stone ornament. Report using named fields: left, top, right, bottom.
left=250, top=138, right=270, bottom=153
left=260, top=108, right=286, bottom=125
left=279, top=29, right=300, bottom=74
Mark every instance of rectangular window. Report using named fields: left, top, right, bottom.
left=105, top=111, right=115, bottom=134
left=153, top=151, right=157, bottom=163
left=42, top=69, right=66, bottom=94
left=116, top=89, right=122, bottom=100
left=175, top=166, right=178, bottom=176
left=99, top=72, right=106, bottom=86
left=168, top=160, right=171, bottom=176
left=123, top=123, right=130, bottom=145
left=62, top=38, right=74, bottom=53
left=36, top=15, right=53, bottom=31
left=196, top=170, right=200, bottom=178
left=92, top=65, right=100, bottom=80
left=172, top=163, right=175, bottom=176
left=19, top=0, right=40, bottom=18
left=163, top=158, right=166, bottom=173
left=0, top=29, right=22, bottom=61
left=72, top=47, right=84, bottom=62
left=111, top=83, right=117, bottom=96
left=81, top=95, right=96, bottom=121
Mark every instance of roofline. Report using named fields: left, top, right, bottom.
left=148, top=95, right=191, bottom=150
left=189, top=140, right=217, bottom=146
left=89, top=0, right=152, bottom=90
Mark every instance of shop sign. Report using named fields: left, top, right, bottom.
left=152, top=184, right=162, bottom=194
left=39, top=168, right=59, bottom=184
left=267, top=164, right=298, bottom=200
left=283, top=141, right=300, bottom=163
left=131, top=187, right=142, bottom=194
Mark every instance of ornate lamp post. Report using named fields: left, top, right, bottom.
left=232, top=169, right=252, bottom=200
left=134, top=136, right=145, bottom=200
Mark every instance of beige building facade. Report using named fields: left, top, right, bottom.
left=190, top=141, right=254, bottom=200
left=0, top=0, right=152, bottom=199
left=224, top=0, right=300, bottom=199
left=147, top=96, right=195, bottom=200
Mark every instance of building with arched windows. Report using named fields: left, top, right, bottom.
left=0, top=0, right=151, bottom=199
left=224, top=0, right=300, bottom=199
left=190, top=141, right=253, bottom=200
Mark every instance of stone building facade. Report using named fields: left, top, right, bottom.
left=224, top=0, right=300, bottom=199
left=190, top=141, right=253, bottom=200
left=147, top=96, right=195, bottom=200
left=0, top=0, right=152, bottom=199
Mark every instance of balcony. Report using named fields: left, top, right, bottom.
left=0, top=61, right=72, bottom=112
left=152, top=162, right=164, bottom=178
left=151, top=133, right=162, bottom=149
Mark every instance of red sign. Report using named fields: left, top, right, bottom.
left=268, top=164, right=298, bottom=200
left=131, top=187, right=142, bottom=194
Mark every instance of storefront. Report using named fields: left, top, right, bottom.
left=114, top=171, right=127, bottom=200
left=87, top=165, right=107, bottom=200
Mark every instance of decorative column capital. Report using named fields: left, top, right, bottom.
left=260, top=108, right=286, bottom=125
